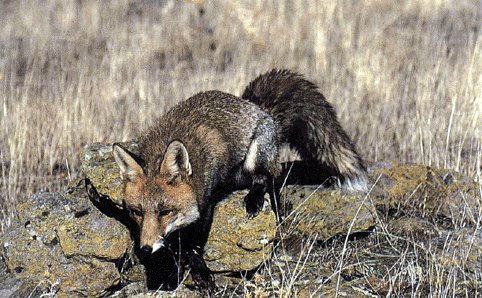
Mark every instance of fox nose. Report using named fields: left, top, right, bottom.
left=140, top=245, right=152, bottom=254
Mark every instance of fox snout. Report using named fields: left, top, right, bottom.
left=138, top=207, right=201, bottom=254
left=139, top=212, right=168, bottom=254
left=140, top=238, right=165, bottom=254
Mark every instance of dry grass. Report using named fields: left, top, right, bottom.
left=0, top=0, right=481, bottom=295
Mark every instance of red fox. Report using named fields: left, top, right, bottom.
left=113, top=69, right=367, bottom=293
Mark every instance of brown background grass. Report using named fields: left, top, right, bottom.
left=0, top=0, right=480, bottom=236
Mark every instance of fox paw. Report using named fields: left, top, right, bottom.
left=244, top=193, right=264, bottom=219
left=191, top=270, right=216, bottom=296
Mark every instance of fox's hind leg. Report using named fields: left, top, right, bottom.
left=243, top=117, right=281, bottom=219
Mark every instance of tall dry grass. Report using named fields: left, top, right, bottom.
left=0, top=0, right=480, bottom=236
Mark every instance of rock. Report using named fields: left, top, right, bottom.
left=125, top=284, right=202, bottom=298
left=369, top=162, right=481, bottom=226
left=387, top=217, right=439, bottom=239
left=204, top=191, right=276, bottom=272
left=82, top=141, right=139, bottom=206
left=111, top=281, right=146, bottom=297
left=280, top=186, right=376, bottom=239
left=0, top=258, right=29, bottom=298
left=0, top=186, right=133, bottom=297
left=434, top=228, right=482, bottom=273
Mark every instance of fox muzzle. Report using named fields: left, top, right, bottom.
left=140, top=237, right=165, bottom=254
left=152, top=237, right=166, bottom=253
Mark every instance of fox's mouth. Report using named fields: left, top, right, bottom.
left=152, top=237, right=166, bottom=253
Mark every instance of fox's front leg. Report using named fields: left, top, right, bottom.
left=184, top=248, right=215, bottom=296
left=244, top=174, right=269, bottom=219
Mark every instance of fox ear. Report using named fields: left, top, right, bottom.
left=160, top=141, right=192, bottom=177
left=113, top=144, right=144, bottom=181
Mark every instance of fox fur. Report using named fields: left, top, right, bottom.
left=113, top=69, right=367, bottom=293
left=242, top=69, right=368, bottom=191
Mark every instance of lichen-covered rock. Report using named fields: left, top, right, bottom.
left=0, top=257, right=38, bottom=298
left=369, top=161, right=481, bottom=226
left=1, top=186, right=133, bottom=297
left=205, top=191, right=276, bottom=272
left=280, top=186, right=376, bottom=239
left=82, top=141, right=139, bottom=206
left=434, top=228, right=482, bottom=273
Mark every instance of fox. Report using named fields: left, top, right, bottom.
left=112, top=69, right=367, bottom=293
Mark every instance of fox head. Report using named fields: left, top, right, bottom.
left=113, top=141, right=199, bottom=254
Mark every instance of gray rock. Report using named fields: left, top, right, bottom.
left=204, top=191, right=276, bottom=272
left=279, top=185, right=376, bottom=239
left=0, top=258, right=22, bottom=298
left=0, top=186, right=133, bottom=297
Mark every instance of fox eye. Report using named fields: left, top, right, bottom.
left=158, top=209, right=173, bottom=217
left=128, top=207, right=142, bottom=217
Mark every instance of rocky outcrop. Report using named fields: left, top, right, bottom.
left=236, top=163, right=481, bottom=297
left=1, top=187, right=133, bottom=297
left=205, top=192, right=276, bottom=272
left=0, top=183, right=277, bottom=297
left=1, top=141, right=479, bottom=297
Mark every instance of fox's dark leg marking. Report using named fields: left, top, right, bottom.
left=200, top=204, right=216, bottom=244
left=185, top=248, right=215, bottom=296
left=178, top=204, right=216, bottom=295
left=244, top=174, right=268, bottom=218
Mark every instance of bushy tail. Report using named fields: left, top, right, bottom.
left=242, top=69, right=368, bottom=191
